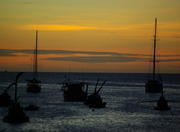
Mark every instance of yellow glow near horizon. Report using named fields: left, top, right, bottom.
left=19, top=24, right=154, bottom=31
left=20, top=24, right=99, bottom=31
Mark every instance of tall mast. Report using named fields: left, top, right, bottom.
left=33, top=30, right=38, bottom=78
left=153, top=18, right=157, bottom=80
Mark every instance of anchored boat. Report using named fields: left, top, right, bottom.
left=62, top=81, right=88, bottom=102
left=27, top=30, right=41, bottom=93
left=145, top=18, right=162, bottom=93
left=154, top=80, right=170, bottom=111
left=85, top=79, right=106, bottom=108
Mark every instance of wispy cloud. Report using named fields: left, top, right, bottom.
left=0, top=49, right=148, bottom=56
left=0, top=49, right=180, bottom=63
left=0, top=49, right=32, bottom=56
left=46, top=56, right=146, bottom=63
left=0, top=49, right=18, bottom=56
left=159, top=59, right=180, bottom=62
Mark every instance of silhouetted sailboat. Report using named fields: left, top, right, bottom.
left=145, top=18, right=162, bottom=93
left=27, top=30, right=41, bottom=93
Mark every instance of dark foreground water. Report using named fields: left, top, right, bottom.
left=0, top=72, right=180, bottom=132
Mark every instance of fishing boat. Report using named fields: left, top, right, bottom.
left=27, top=30, right=41, bottom=93
left=3, top=72, right=29, bottom=123
left=62, top=80, right=88, bottom=102
left=84, top=80, right=106, bottom=108
left=145, top=18, right=163, bottom=93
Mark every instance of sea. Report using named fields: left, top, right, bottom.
left=0, top=72, right=180, bottom=132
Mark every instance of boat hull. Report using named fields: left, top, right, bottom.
left=27, top=79, right=41, bottom=93
left=3, top=103, right=29, bottom=123
left=0, top=92, right=12, bottom=107
left=85, top=94, right=106, bottom=108
left=154, top=95, right=170, bottom=111
left=63, top=83, right=88, bottom=102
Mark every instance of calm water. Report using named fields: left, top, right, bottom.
left=0, top=72, right=180, bottom=132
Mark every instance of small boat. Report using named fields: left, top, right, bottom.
left=154, top=82, right=170, bottom=111
left=27, top=30, right=41, bottom=93
left=0, top=83, right=14, bottom=107
left=3, top=72, right=29, bottom=123
left=62, top=81, right=88, bottom=102
left=154, top=94, right=170, bottom=111
left=27, top=78, right=41, bottom=93
left=3, top=103, right=29, bottom=123
left=145, top=18, right=162, bottom=93
left=85, top=80, right=106, bottom=108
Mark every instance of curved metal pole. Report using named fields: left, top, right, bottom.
left=15, top=72, right=23, bottom=104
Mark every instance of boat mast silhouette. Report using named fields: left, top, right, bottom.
left=145, top=18, right=162, bottom=93
left=153, top=18, right=157, bottom=81
left=27, top=30, right=41, bottom=93
left=34, top=30, right=38, bottom=79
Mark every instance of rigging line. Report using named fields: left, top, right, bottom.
left=147, top=34, right=154, bottom=80
left=156, top=35, right=161, bottom=76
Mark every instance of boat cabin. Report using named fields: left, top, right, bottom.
left=62, top=82, right=88, bottom=102
left=27, top=78, right=41, bottom=93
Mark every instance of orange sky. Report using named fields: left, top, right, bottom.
left=0, top=0, right=180, bottom=73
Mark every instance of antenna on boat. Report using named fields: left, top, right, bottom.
left=96, top=80, right=107, bottom=94
left=94, top=79, right=100, bottom=93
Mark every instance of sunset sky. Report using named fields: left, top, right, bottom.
left=0, top=0, right=180, bottom=73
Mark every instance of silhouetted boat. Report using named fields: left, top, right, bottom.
left=0, top=83, right=14, bottom=107
left=85, top=80, right=106, bottom=108
left=62, top=81, right=88, bottom=102
left=154, top=94, right=170, bottom=111
left=154, top=81, right=170, bottom=111
left=27, top=30, right=41, bottom=93
left=142, top=76, right=171, bottom=111
left=145, top=18, right=162, bottom=93
left=3, top=72, right=29, bottom=123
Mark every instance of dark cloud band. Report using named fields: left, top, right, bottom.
left=0, top=49, right=180, bottom=63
